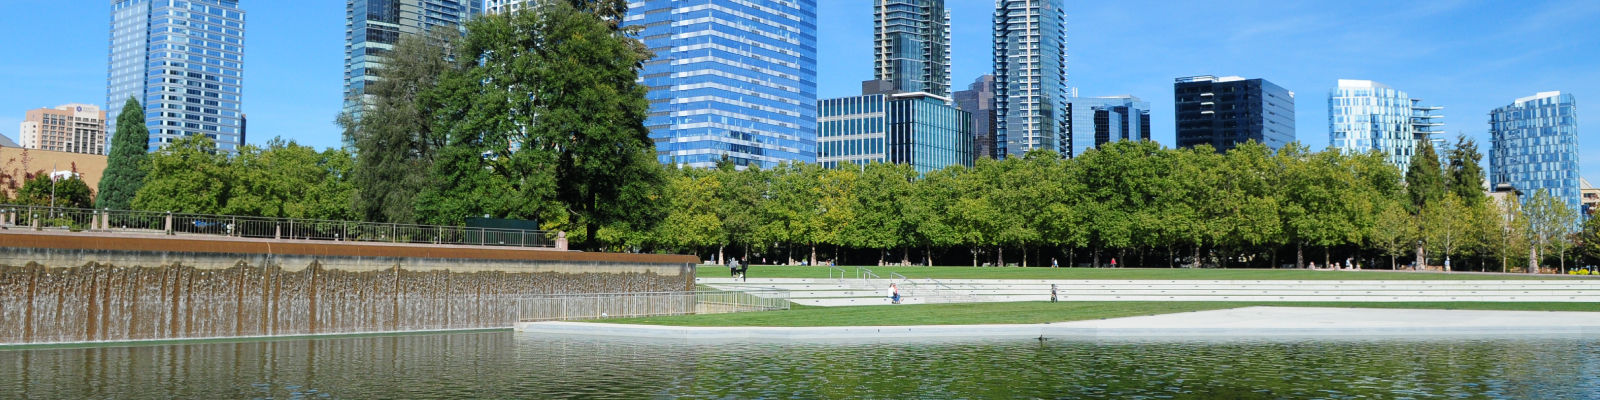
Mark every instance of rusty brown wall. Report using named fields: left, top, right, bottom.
left=0, top=233, right=697, bottom=344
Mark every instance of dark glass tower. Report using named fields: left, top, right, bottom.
left=1173, top=75, right=1295, bottom=153
left=874, top=0, right=950, bottom=97
left=954, top=75, right=997, bottom=160
left=343, top=0, right=481, bottom=146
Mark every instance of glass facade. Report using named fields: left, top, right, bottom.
left=1174, top=75, right=1295, bottom=153
left=993, top=0, right=1069, bottom=158
left=953, top=75, right=996, bottom=159
left=626, top=0, right=818, bottom=169
left=1066, top=96, right=1150, bottom=157
left=1328, top=80, right=1443, bottom=172
left=108, top=0, right=246, bottom=153
left=344, top=0, right=481, bottom=146
left=874, top=0, right=950, bottom=97
left=819, top=93, right=973, bottom=174
left=1490, top=92, right=1581, bottom=209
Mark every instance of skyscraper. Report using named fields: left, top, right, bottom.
left=953, top=75, right=997, bottom=159
left=1173, top=75, right=1295, bottom=153
left=1066, top=96, right=1150, bottom=157
left=874, top=0, right=950, bottom=97
left=1328, top=80, right=1443, bottom=172
left=19, top=104, right=108, bottom=155
left=993, top=0, right=1069, bottom=158
left=1490, top=91, right=1581, bottom=208
left=343, top=0, right=482, bottom=145
left=625, top=0, right=818, bottom=169
left=485, top=0, right=532, bottom=15
left=108, top=0, right=245, bottom=153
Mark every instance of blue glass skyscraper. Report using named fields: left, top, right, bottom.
left=625, top=0, right=818, bottom=169
left=875, top=0, right=950, bottom=97
left=1067, top=96, right=1150, bottom=157
left=1328, top=79, right=1443, bottom=172
left=1490, top=91, right=1581, bottom=209
left=108, top=0, right=246, bottom=153
left=344, top=0, right=481, bottom=146
left=993, top=0, right=1069, bottom=158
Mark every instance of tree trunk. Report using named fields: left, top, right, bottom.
left=1528, top=246, right=1538, bottom=274
left=924, top=246, right=931, bottom=266
left=1415, top=243, right=1427, bottom=271
left=717, top=245, right=725, bottom=266
left=1167, top=245, right=1175, bottom=268
left=1390, top=255, right=1396, bottom=270
left=810, top=244, right=817, bottom=267
left=1324, top=247, right=1331, bottom=271
left=1296, top=243, right=1304, bottom=269
left=1022, top=244, right=1029, bottom=268
left=971, top=246, right=979, bottom=267
left=902, top=247, right=911, bottom=266
left=998, top=247, right=1005, bottom=267
left=1192, top=245, right=1201, bottom=269
left=1093, top=247, right=1101, bottom=268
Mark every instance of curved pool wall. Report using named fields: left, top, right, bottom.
left=0, top=232, right=696, bottom=345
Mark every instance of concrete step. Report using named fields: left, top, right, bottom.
left=793, top=294, right=1600, bottom=307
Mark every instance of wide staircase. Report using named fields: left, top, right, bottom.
left=700, top=275, right=1600, bottom=307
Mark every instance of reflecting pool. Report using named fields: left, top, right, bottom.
left=2, top=331, right=1597, bottom=399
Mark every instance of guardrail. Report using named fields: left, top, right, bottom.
left=0, top=204, right=556, bottom=248
left=827, top=265, right=847, bottom=281
left=514, top=290, right=791, bottom=322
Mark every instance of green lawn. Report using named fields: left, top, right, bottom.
left=701, top=265, right=1586, bottom=281
left=608, top=301, right=1600, bottom=327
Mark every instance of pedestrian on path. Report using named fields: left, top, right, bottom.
left=1110, top=258, right=1118, bottom=268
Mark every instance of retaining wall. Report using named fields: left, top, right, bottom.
left=0, top=232, right=696, bottom=344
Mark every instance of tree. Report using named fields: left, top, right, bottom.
left=17, top=174, right=93, bottom=209
left=131, top=136, right=232, bottom=214
left=1444, top=136, right=1487, bottom=208
left=418, top=4, right=662, bottom=250
left=655, top=167, right=723, bottom=257
left=1404, top=139, right=1446, bottom=267
left=851, top=162, right=913, bottom=265
left=1371, top=200, right=1418, bottom=269
left=341, top=27, right=461, bottom=224
left=1523, top=190, right=1579, bottom=273
left=225, top=139, right=354, bottom=220
left=97, top=97, right=150, bottom=210
left=1421, top=194, right=1470, bottom=270
left=1578, top=217, right=1600, bottom=268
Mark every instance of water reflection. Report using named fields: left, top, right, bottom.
left=1, top=331, right=1596, bottom=399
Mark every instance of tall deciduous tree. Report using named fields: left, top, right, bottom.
left=97, top=97, right=150, bottom=210
left=1422, top=194, right=1470, bottom=270
left=17, top=174, right=93, bottom=209
left=419, top=3, right=662, bottom=249
left=131, top=136, right=232, bottom=214
left=1523, top=189, right=1579, bottom=273
left=1578, top=216, right=1600, bottom=268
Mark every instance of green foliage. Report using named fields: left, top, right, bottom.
left=1580, top=217, right=1600, bottom=267
left=1405, top=139, right=1447, bottom=212
left=131, top=136, right=231, bottom=214
left=1445, top=136, right=1487, bottom=207
left=416, top=3, right=661, bottom=249
left=341, top=27, right=461, bottom=224
left=97, top=97, right=150, bottom=210
left=130, top=136, right=354, bottom=219
left=16, top=174, right=93, bottom=208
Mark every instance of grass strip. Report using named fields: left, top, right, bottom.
left=702, top=266, right=1586, bottom=281
left=607, top=301, right=1600, bottom=327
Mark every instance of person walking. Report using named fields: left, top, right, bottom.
left=739, top=258, right=750, bottom=282
left=1052, top=258, right=1059, bottom=268
left=728, top=257, right=739, bottom=278
left=1110, top=258, right=1118, bottom=268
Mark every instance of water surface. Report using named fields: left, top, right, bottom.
left=2, top=331, right=1596, bottom=399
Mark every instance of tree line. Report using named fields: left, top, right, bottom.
left=70, top=1, right=1600, bottom=270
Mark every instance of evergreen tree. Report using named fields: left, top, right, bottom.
left=1405, top=139, right=1447, bottom=212
left=1445, top=136, right=1487, bottom=207
left=97, top=97, right=149, bottom=210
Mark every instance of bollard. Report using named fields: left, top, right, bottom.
left=556, top=231, right=568, bottom=251
left=164, top=212, right=173, bottom=235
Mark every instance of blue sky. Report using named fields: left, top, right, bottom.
left=1, top=0, right=1596, bottom=182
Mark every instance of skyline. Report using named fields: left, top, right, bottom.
left=0, top=0, right=1595, bottom=182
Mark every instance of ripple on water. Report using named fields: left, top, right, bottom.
left=0, top=333, right=1596, bottom=399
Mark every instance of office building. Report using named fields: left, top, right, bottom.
left=1173, top=75, right=1294, bottom=153
left=344, top=0, right=482, bottom=145
left=18, top=104, right=108, bottom=155
left=485, top=0, right=532, bottom=14
left=993, top=0, right=1069, bottom=158
left=108, top=0, right=245, bottom=153
left=1582, top=178, right=1597, bottom=218
left=1490, top=91, right=1581, bottom=208
left=626, top=0, right=818, bottom=169
left=817, top=92, right=972, bottom=174
left=1328, top=80, right=1443, bottom=172
left=1066, top=96, right=1149, bottom=157
left=953, top=75, right=997, bottom=159
left=874, top=0, right=950, bottom=97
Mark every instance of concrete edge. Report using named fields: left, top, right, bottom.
left=515, top=321, right=1600, bottom=340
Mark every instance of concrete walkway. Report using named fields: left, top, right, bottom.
left=516, top=307, right=1600, bottom=340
